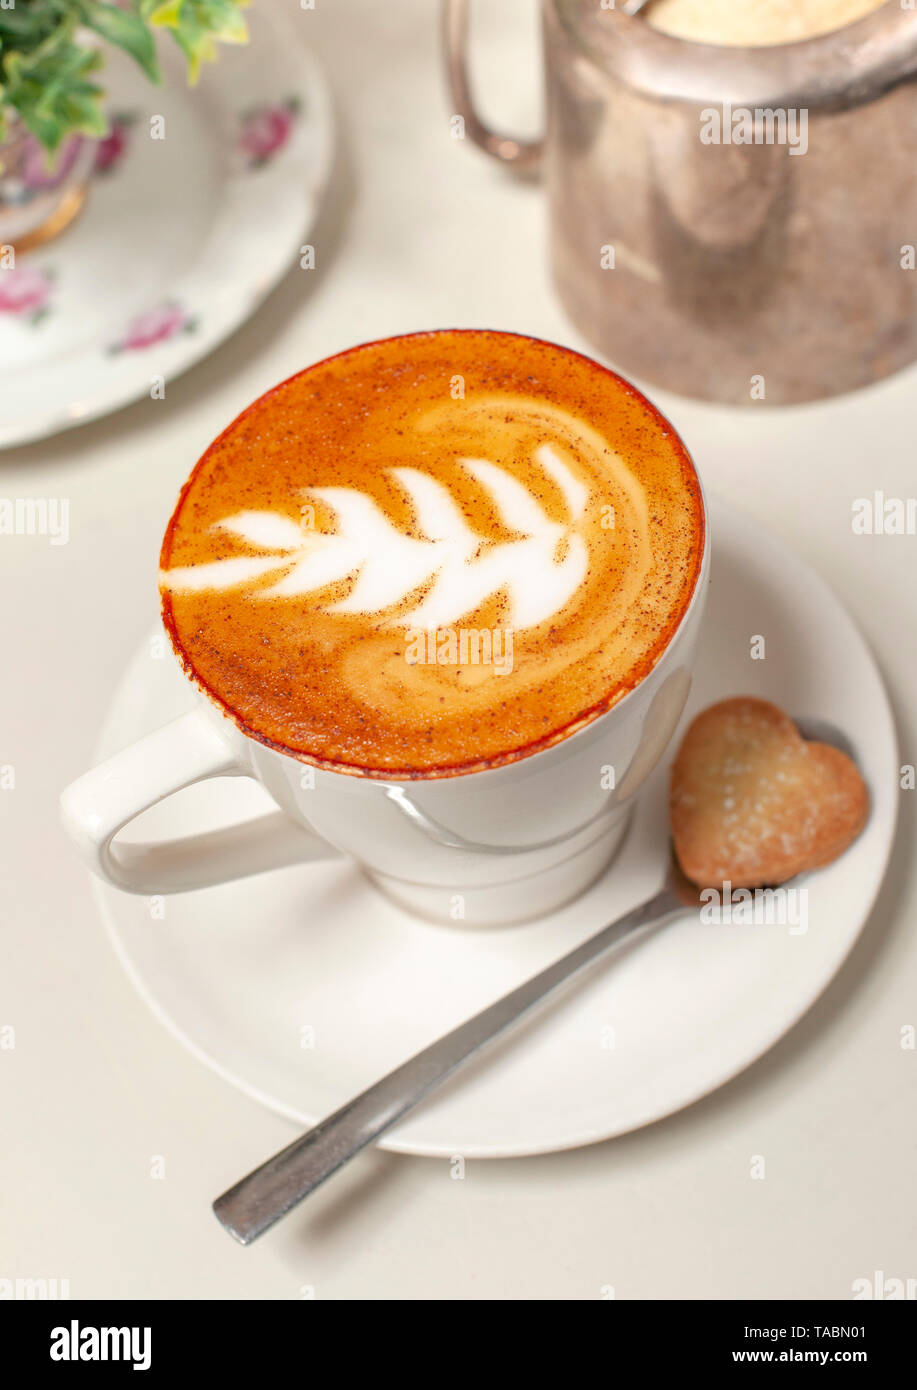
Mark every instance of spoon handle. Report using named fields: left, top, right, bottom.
left=213, top=885, right=681, bottom=1244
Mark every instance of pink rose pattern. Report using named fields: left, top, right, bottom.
left=109, top=302, right=196, bottom=354
left=2, top=108, right=135, bottom=221
left=94, top=113, right=138, bottom=176
left=239, top=98, right=300, bottom=168
left=1, top=95, right=301, bottom=350
left=0, top=265, right=55, bottom=325
left=19, top=135, right=85, bottom=194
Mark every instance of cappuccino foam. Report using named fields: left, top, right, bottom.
left=160, top=331, right=703, bottom=776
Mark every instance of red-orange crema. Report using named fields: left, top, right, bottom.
left=160, top=330, right=704, bottom=777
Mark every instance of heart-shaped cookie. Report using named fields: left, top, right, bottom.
left=669, top=697, right=869, bottom=888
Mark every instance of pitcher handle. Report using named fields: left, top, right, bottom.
left=441, top=0, right=544, bottom=173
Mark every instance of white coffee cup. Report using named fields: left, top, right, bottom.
left=60, top=543, right=708, bottom=928
left=60, top=344, right=709, bottom=930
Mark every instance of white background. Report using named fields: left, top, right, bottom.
left=1, top=0, right=915, bottom=1299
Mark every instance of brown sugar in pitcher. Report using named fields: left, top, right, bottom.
left=443, top=1, right=917, bottom=404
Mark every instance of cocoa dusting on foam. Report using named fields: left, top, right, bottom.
left=160, top=330, right=704, bottom=777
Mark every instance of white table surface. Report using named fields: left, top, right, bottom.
left=2, top=0, right=915, bottom=1300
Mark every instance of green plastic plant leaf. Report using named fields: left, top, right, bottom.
left=84, top=3, right=161, bottom=84
left=149, top=0, right=248, bottom=84
left=3, top=35, right=108, bottom=156
left=1, top=0, right=249, bottom=154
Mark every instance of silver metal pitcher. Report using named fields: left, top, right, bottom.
left=443, top=0, right=917, bottom=404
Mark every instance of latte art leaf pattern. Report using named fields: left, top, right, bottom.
left=162, top=445, right=589, bottom=630
left=160, top=331, right=704, bottom=774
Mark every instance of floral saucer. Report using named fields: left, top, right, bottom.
left=0, top=11, right=333, bottom=448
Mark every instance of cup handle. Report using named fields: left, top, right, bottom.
left=59, top=711, right=339, bottom=896
left=441, top=0, right=544, bottom=173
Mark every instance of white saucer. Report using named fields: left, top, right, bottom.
left=90, top=497, right=897, bottom=1158
left=0, top=12, right=332, bottom=448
